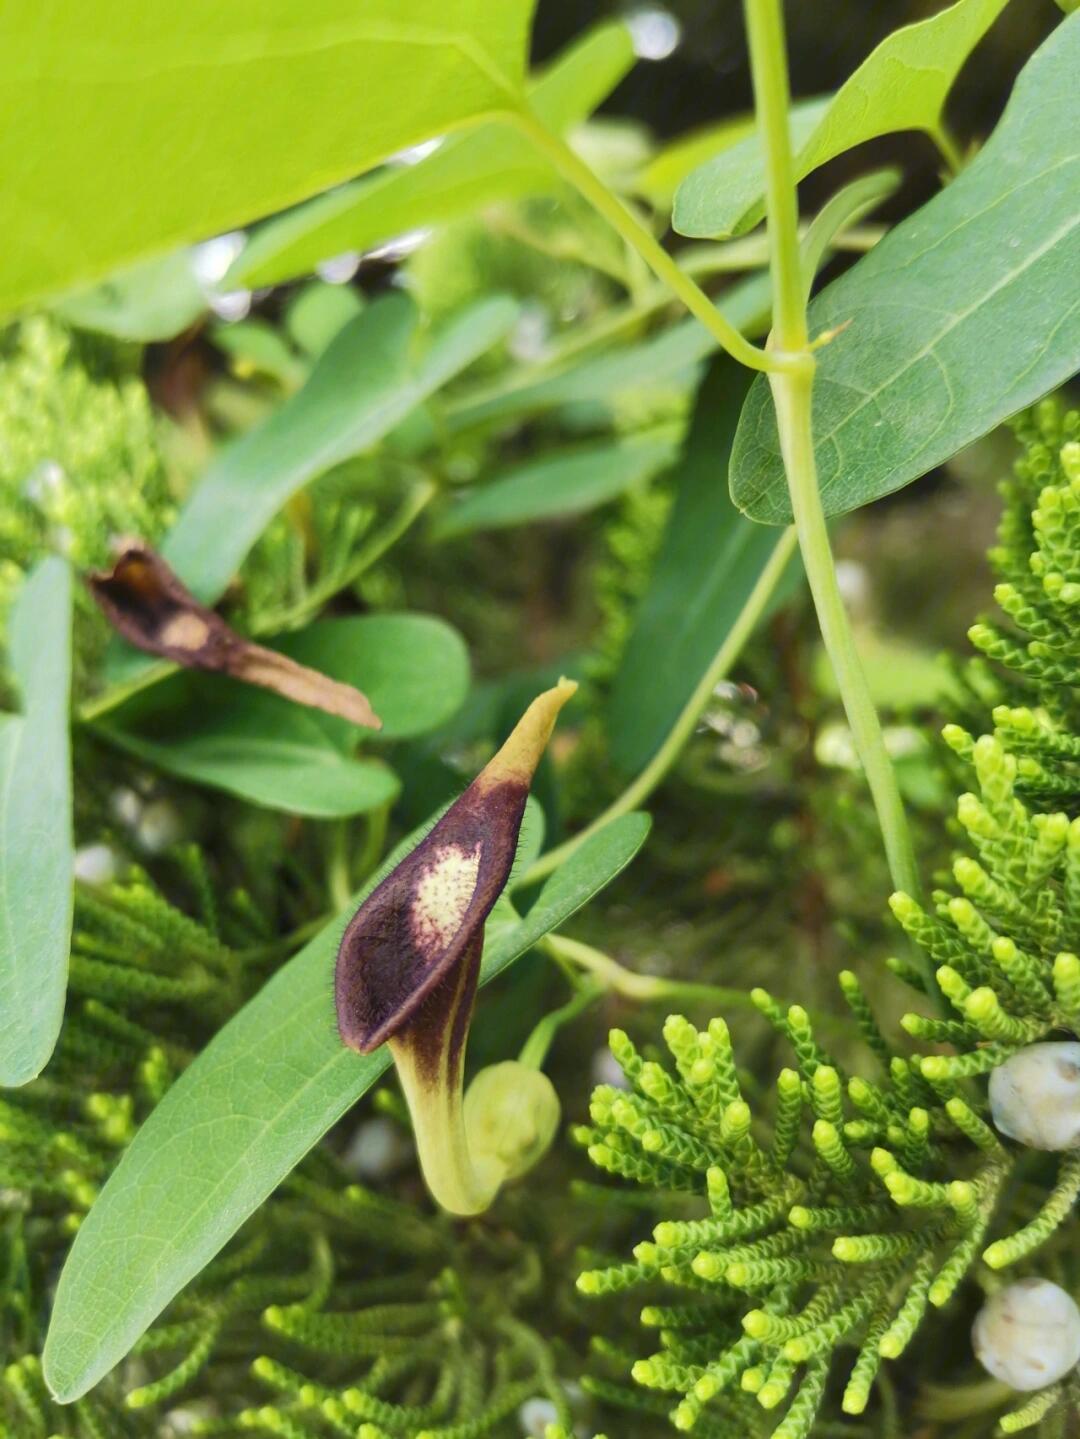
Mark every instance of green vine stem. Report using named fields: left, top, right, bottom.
left=521, top=525, right=798, bottom=887
left=508, top=108, right=778, bottom=375
left=742, top=0, right=922, bottom=910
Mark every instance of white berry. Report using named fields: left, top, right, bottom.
left=989, top=1042, right=1080, bottom=1150
left=973, top=1278, right=1080, bottom=1390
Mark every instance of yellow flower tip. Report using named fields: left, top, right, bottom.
left=482, top=677, right=578, bottom=789
left=788, top=1205, right=811, bottom=1229
left=878, top=1333, right=902, bottom=1359
left=920, top=1055, right=948, bottom=1081
left=725, top=1262, right=751, bottom=1287
left=692, top=1251, right=723, bottom=1281
left=672, top=1402, right=696, bottom=1431
left=741, top=1366, right=765, bottom=1393
left=983, top=1241, right=1008, bottom=1270
left=742, top=1309, right=771, bottom=1338
left=640, top=1306, right=662, bottom=1327
left=965, top=988, right=998, bottom=1022
left=653, top=1222, right=679, bottom=1248
left=833, top=1236, right=858, bottom=1261
left=250, top=1356, right=275, bottom=1381
left=631, top=1359, right=654, bottom=1385
left=693, top=1375, right=719, bottom=1401
left=782, top=1337, right=810, bottom=1363
left=576, top=1271, right=600, bottom=1295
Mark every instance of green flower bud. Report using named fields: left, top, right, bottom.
left=463, top=1061, right=560, bottom=1184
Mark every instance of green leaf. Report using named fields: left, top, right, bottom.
left=233, top=22, right=635, bottom=288
left=96, top=677, right=400, bottom=818
left=284, top=282, right=365, bottom=358
left=163, top=292, right=517, bottom=604
left=608, top=361, right=791, bottom=773
left=43, top=810, right=649, bottom=1400
left=0, top=559, right=74, bottom=1086
left=731, top=16, right=1080, bottom=524
left=673, top=0, right=1010, bottom=239
left=211, top=320, right=307, bottom=389
left=273, top=614, right=471, bottom=743
left=447, top=270, right=772, bottom=431
left=49, top=251, right=207, bottom=342
left=631, top=116, right=756, bottom=213
left=0, top=0, right=536, bottom=313
left=436, top=432, right=678, bottom=537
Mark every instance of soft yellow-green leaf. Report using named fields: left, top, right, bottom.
left=232, top=21, right=635, bottom=288
left=0, top=0, right=536, bottom=312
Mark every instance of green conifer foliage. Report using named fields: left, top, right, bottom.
left=578, top=408, right=1080, bottom=1439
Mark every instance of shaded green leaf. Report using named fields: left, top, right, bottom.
left=164, top=293, right=517, bottom=604
left=50, top=251, right=207, bottom=342
left=0, top=559, right=74, bottom=1086
left=211, top=319, right=307, bottom=389
left=96, top=678, right=399, bottom=818
left=273, top=614, right=471, bottom=743
left=0, top=0, right=536, bottom=312
left=447, top=270, right=772, bottom=431
left=284, top=282, right=365, bottom=358
left=43, top=810, right=649, bottom=1400
left=608, top=361, right=791, bottom=773
left=233, top=22, right=635, bottom=288
left=436, top=432, right=678, bottom=537
left=731, top=16, right=1080, bottom=523
left=673, top=0, right=1009, bottom=239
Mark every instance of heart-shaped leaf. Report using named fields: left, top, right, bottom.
left=232, top=21, right=635, bottom=289
left=0, top=0, right=537, bottom=312
left=730, top=15, right=1080, bottom=523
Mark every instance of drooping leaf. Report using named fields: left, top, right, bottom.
left=0, top=559, right=74, bottom=1087
left=95, top=678, right=398, bottom=818
left=49, top=251, right=207, bottom=342
left=608, top=360, right=792, bottom=774
left=89, top=542, right=381, bottom=730
left=673, top=0, right=1010, bottom=240
left=232, top=22, right=636, bottom=288
left=731, top=16, right=1080, bottom=524
left=43, top=810, right=650, bottom=1400
left=436, top=432, right=679, bottom=537
left=164, top=292, right=517, bottom=604
left=274, top=614, right=471, bottom=744
left=447, top=270, right=772, bottom=431
left=0, top=0, right=536, bottom=313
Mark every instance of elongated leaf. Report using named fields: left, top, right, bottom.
left=0, top=0, right=535, bottom=313
left=43, top=811, right=650, bottom=1400
left=436, top=432, right=678, bottom=537
left=0, top=560, right=74, bottom=1086
left=448, top=270, right=772, bottom=431
left=164, top=293, right=517, bottom=604
left=96, top=678, right=399, bottom=818
left=233, top=22, right=635, bottom=288
left=673, top=0, right=1009, bottom=239
left=608, top=361, right=789, bottom=773
left=274, top=614, right=471, bottom=743
left=731, top=16, right=1080, bottom=524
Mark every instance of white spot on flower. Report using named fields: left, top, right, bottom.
left=410, top=842, right=482, bottom=954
